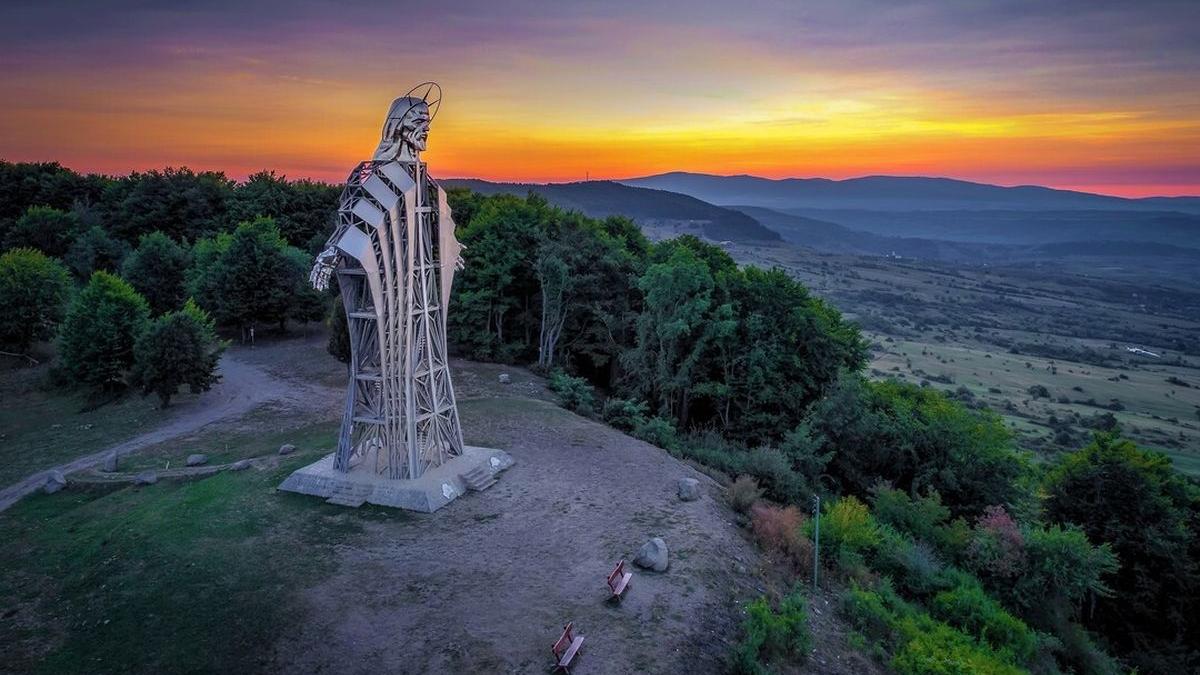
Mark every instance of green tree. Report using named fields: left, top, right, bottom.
left=122, top=232, right=192, bottom=315
left=132, top=300, right=226, bottom=407
left=59, top=271, right=150, bottom=389
left=622, top=244, right=715, bottom=425
left=101, top=168, right=234, bottom=244
left=64, top=226, right=129, bottom=280
left=3, top=206, right=80, bottom=257
left=229, top=171, right=339, bottom=249
left=449, top=194, right=550, bottom=361
left=716, top=266, right=867, bottom=444
left=0, top=248, right=72, bottom=354
left=0, top=161, right=108, bottom=238
left=797, top=376, right=1028, bottom=518
left=1043, top=433, right=1199, bottom=672
left=188, top=217, right=315, bottom=336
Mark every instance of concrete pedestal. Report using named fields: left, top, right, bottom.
left=278, top=446, right=514, bottom=512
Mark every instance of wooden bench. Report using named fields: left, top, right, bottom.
left=551, top=621, right=584, bottom=673
left=607, top=559, right=632, bottom=600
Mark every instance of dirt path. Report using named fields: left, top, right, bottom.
left=0, top=353, right=331, bottom=512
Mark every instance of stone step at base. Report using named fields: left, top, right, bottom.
left=460, top=466, right=498, bottom=492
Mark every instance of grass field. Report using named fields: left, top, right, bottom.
left=0, top=364, right=185, bottom=486
left=0, top=445, right=387, bottom=674
left=724, top=240, right=1200, bottom=475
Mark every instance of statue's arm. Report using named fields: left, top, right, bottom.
left=309, top=181, right=358, bottom=291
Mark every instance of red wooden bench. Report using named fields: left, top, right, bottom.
left=607, top=559, right=632, bottom=600
left=551, top=621, right=584, bottom=673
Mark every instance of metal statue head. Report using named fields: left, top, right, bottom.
left=374, top=82, right=442, bottom=162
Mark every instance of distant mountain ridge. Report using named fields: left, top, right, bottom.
left=735, top=205, right=1200, bottom=263
left=440, top=178, right=780, bottom=242
left=623, top=172, right=1200, bottom=213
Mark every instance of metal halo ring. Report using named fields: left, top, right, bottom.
left=402, top=81, right=442, bottom=121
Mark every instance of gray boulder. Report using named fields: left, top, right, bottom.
left=677, top=477, right=701, bottom=502
left=134, top=471, right=158, bottom=486
left=230, top=459, right=252, bottom=471
left=633, top=537, right=669, bottom=572
left=43, top=470, right=67, bottom=495
left=498, top=373, right=512, bottom=385
left=185, top=453, right=208, bottom=467
left=101, top=452, right=118, bottom=473
left=278, top=444, right=296, bottom=456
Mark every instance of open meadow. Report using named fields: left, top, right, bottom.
left=722, top=240, right=1200, bottom=474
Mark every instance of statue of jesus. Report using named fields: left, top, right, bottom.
left=309, top=83, right=465, bottom=481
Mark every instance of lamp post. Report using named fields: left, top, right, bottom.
left=812, top=494, right=821, bottom=591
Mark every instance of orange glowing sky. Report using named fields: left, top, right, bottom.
left=2, top=1, right=1198, bottom=196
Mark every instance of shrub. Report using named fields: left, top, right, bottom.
left=870, top=484, right=951, bottom=544
left=1009, top=524, right=1117, bottom=619
left=728, top=474, right=763, bottom=514
left=131, top=300, right=226, bottom=407
left=930, top=582, right=1038, bottom=662
left=750, top=503, right=813, bottom=572
left=742, top=447, right=807, bottom=503
left=822, top=496, right=881, bottom=568
left=877, top=534, right=947, bottom=599
left=966, top=506, right=1025, bottom=580
left=633, top=416, right=678, bottom=450
left=891, top=620, right=1024, bottom=675
left=58, top=271, right=150, bottom=389
left=600, top=397, right=648, bottom=431
left=0, top=248, right=72, bottom=352
left=548, top=369, right=595, bottom=415
left=731, top=586, right=812, bottom=674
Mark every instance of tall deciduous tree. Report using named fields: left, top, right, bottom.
left=122, top=232, right=192, bottom=315
left=229, top=171, right=339, bottom=250
left=1043, top=433, right=1199, bottom=673
left=623, top=244, right=715, bottom=425
left=187, top=217, right=317, bottom=336
left=64, top=226, right=129, bottom=281
left=59, top=271, right=150, bottom=389
left=132, top=300, right=226, bottom=407
left=0, top=248, right=72, bottom=355
left=3, top=206, right=81, bottom=257
left=101, top=168, right=234, bottom=244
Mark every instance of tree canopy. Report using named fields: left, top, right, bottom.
left=0, top=248, right=72, bottom=353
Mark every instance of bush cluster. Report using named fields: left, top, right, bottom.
left=731, top=585, right=812, bottom=675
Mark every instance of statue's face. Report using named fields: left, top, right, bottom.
left=404, top=110, right=431, bottom=152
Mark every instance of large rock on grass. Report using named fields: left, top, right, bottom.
left=134, top=471, right=158, bottom=486
left=634, top=537, right=669, bottom=572
left=101, top=452, right=118, bottom=473
left=43, top=470, right=67, bottom=494
left=186, top=453, right=208, bottom=467
left=230, top=459, right=252, bottom=471
left=279, top=444, right=296, bottom=456
left=677, top=477, right=701, bottom=502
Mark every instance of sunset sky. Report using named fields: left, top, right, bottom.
left=1, top=1, right=1198, bottom=196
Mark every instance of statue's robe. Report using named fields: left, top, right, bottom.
left=324, top=158, right=464, bottom=479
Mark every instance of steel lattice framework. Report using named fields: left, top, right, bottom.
left=310, top=84, right=464, bottom=480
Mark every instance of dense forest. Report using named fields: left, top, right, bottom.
left=1, top=161, right=1197, bottom=674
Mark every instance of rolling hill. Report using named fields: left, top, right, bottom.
left=440, top=178, right=781, bottom=242
left=624, top=173, right=1200, bottom=250
left=623, top=172, right=1200, bottom=213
